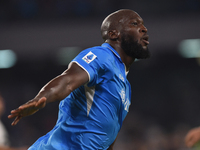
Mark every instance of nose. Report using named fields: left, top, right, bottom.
left=140, top=25, right=148, bottom=33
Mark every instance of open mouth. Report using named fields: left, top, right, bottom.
left=141, top=35, right=149, bottom=45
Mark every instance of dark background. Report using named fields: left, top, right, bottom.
left=0, top=0, right=200, bottom=149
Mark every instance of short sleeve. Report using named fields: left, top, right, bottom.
left=70, top=47, right=111, bottom=87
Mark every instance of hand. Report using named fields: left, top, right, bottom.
left=185, top=127, right=200, bottom=148
left=8, top=97, right=47, bottom=126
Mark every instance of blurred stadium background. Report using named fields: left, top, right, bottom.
left=0, top=0, right=200, bottom=149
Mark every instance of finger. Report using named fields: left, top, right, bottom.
left=8, top=114, right=18, bottom=119
left=11, top=115, right=22, bottom=126
left=10, top=108, right=21, bottom=114
left=8, top=109, right=22, bottom=119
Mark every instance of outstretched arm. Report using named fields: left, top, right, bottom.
left=8, top=62, right=89, bottom=126
left=185, top=126, right=200, bottom=148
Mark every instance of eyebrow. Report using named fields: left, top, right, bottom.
left=130, top=17, right=144, bottom=24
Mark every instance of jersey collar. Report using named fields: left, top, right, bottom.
left=101, top=43, right=129, bottom=76
left=101, top=43, right=121, bottom=60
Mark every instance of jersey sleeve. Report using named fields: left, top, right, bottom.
left=70, top=47, right=111, bottom=87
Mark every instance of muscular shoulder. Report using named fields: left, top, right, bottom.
left=86, top=46, right=115, bottom=65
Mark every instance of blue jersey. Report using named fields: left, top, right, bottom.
left=28, top=43, right=131, bottom=150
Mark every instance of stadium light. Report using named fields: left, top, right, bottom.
left=0, top=49, right=17, bottom=69
left=179, top=39, right=200, bottom=58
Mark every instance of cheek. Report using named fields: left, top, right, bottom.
left=130, top=30, right=140, bottom=41
left=121, top=29, right=140, bottom=43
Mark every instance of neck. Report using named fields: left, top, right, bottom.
left=106, top=41, right=135, bottom=72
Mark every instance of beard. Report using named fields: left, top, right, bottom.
left=121, top=33, right=150, bottom=59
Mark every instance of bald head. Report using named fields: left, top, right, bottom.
left=101, top=9, right=139, bottom=41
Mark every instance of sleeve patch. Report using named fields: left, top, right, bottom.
left=82, top=51, right=97, bottom=64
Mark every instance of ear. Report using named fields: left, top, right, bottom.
left=108, top=30, right=120, bottom=40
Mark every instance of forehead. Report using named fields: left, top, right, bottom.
left=121, top=12, right=143, bottom=23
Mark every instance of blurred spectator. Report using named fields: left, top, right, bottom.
left=0, top=93, right=27, bottom=150
left=0, top=93, right=9, bottom=147
left=1, top=0, right=200, bottom=22
left=185, top=126, right=200, bottom=148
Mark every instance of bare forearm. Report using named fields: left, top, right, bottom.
left=34, top=63, right=89, bottom=104
left=35, top=75, right=73, bottom=103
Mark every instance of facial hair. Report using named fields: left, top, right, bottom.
left=121, top=33, right=150, bottom=59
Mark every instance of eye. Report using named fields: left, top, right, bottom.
left=131, top=22, right=138, bottom=26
